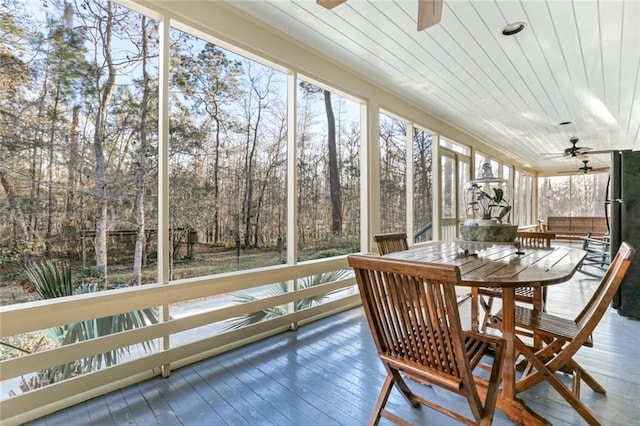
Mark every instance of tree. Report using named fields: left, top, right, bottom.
left=299, top=82, right=342, bottom=235
left=38, top=16, right=89, bottom=255
left=77, top=0, right=118, bottom=279
left=0, top=3, right=35, bottom=250
left=132, top=16, right=153, bottom=285
left=171, top=40, right=242, bottom=245
left=324, top=90, right=342, bottom=234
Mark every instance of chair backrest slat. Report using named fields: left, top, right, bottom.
left=374, top=232, right=409, bottom=255
left=515, top=231, right=556, bottom=248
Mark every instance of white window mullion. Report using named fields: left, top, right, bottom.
left=406, top=122, right=414, bottom=245
left=157, top=14, right=171, bottom=376
left=286, top=71, right=297, bottom=324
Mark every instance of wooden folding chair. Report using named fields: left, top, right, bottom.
left=373, top=232, right=409, bottom=255
left=347, top=254, right=505, bottom=425
left=472, top=231, right=556, bottom=332
left=499, top=242, right=635, bottom=426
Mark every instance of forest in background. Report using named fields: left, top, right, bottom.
left=0, top=0, right=375, bottom=301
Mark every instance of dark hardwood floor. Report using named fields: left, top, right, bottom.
left=27, top=268, right=640, bottom=425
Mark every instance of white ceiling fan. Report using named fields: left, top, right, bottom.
left=316, top=0, right=443, bottom=31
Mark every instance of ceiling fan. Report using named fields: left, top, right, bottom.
left=558, top=159, right=609, bottom=174
left=541, top=137, right=594, bottom=158
left=317, top=0, right=443, bottom=31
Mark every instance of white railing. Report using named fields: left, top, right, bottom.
left=0, top=256, right=360, bottom=425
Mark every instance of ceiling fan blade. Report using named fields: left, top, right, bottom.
left=316, top=0, right=346, bottom=9
left=558, top=166, right=610, bottom=174
left=542, top=154, right=571, bottom=159
left=417, top=0, right=443, bottom=31
left=581, top=149, right=633, bottom=158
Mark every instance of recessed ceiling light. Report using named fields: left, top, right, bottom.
left=559, top=121, right=572, bottom=126
left=502, top=22, right=526, bottom=36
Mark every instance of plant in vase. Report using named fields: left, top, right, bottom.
left=460, top=163, right=517, bottom=242
left=466, top=183, right=512, bottom=225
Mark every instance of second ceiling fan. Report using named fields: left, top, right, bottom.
left=558, top=159, right=609, bottom=174
left=317, top=0, right=443, bottom=31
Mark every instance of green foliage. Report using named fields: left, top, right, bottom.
left=467, top=184, right=511, bottom=223
left=223, top=269, right=352, bottom=330
left=24, top=260, right=74, bottom=299
left=16, top=260, right=159, bottom=391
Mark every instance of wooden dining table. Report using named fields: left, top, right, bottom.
left=383, top=241, right=587, bottom=425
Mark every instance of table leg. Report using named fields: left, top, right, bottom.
left=494, top=287, right=550, bottom=425
left=471, top=287, right=479, bottom=331
left=501, top=287, right=516, bottom=399
left=533, top=287, right=544, bottom=349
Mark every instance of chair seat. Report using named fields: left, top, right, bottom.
left=382, top=331, right=502, bottom=393
left=511, top=306, right=593, bottom=347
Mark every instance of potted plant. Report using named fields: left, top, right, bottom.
left=465, top=183, right=511, bottom=225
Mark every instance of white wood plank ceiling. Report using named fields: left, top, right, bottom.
left=224, top=0, right=640, bottom=174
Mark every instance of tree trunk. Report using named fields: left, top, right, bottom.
left=213, top=113, right=221, bottom=244
left=66, top=106, right=80, bottom=219
left=45, top=85, right=61, bottom=256
left=93, top=2, right=116, bottom=279
left=132, top=16, right=150, bottom=286
left=324, top=90, right=342, bottom=234
left=0, top=170, right=31, bottom=246
left=243, top=93, right=261, bottom=248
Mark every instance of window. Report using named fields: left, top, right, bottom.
left=440, top=137, right=470, bottom=156
left=413, top=127, right=433, bottom=243
left=296, top=80, right=361, bottom=260
left=379, top=113, right=407, bottom=233
left=514, top=170, right=534, bottom=226
left=538, top=173, right=608, bottom=221
left=169, top=28, right=288, bottom=276
left=0, top=1, right=159, bottom=292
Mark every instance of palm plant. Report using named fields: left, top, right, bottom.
left=17, top=260, right=158, bottom=390
left=223, top=269, right=352, bottom=330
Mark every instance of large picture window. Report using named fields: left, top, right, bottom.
left=169, top=28, right=288, bottom=277
left=379, top=113, right=407, bottom=233
left=538, top=173, right=608, bottom=221
left=0, top=1, right=159, bottom=297
left=413, top=127, right=433, bottom=243
left=514, top=170, right=534, bottom=226
left=296, top=80, right=361, bottom=261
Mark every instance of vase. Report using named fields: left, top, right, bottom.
left=459, top=224, right=518, bottom=242
left=476, top=219, right=498, bottom=226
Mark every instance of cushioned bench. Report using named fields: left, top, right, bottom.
left=546, top=216, right=608, bottom=240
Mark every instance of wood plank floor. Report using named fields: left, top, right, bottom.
left=27, top=269, right=640, bottom=425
